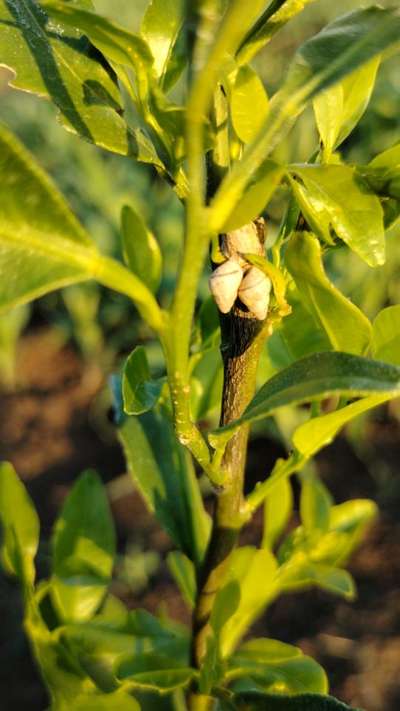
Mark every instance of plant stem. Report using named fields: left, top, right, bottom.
left=190, top=223, right=269, bottom=671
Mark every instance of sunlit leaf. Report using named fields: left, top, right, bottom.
left=287, top=166, right=385, bottom=267
left=0, top=461, right=39, bottom=585
left=230, top=65, right=269, bottom=144
left=300, top=474, right=332, bottom=534
left=262, top=477, right=293, bottom=549
left=141, top=0, right=185, bottom=88
left=220, top=160, right=283, bottom=232
left=285, top=232, right=372, bottom=354
left=372, top=305, right=400, bottom=366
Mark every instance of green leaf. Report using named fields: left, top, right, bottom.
left=293, top=394, right=391, bottom=460
left=41, top=1, right=154, bottom=97
left=166, top=551, right=196, bottom=610
left=310, top=499, right=377, bottom=568
left=262, top=478, right=293, bottom=549
left=0, top=0, right=133, bottom=154
left=278, top=559, right=355, bottom=600
left=210, top=352, right=400, bottom=446
left=141, top=0, right=185, bottom=88
left=72, top=693, right=140, bottom=711
left=214, top=547, right=278, bottom=657
left=236, top=0, right=318, bottom=66
left=190, top=347, right=223, bottom=422
left=118, top=408, right=211, bottom=564
left=51, top=471, right=116, bottom=623
left=122, top=346, right=163, bottom=416
left=372, top=305, right=400, bottom=366
left=121, top=205, right=162, bottom=294
left=0, top=461, right=39, bottom=585
left=230, top=66, right=269, bottom=144
left=228, top=647, right=328, bottom=695
left=284, top=7, right=400, bottom=105
left=314, top=57, right=380, bottom=158
left=287, top=166, right=385, bottom=267
left=0, top=124, right=163, bottom=330
left=221, top=160, right=283, bottom=232
left=285, top=232, right=372, bottom=354
left=232, top=691, right=362, bottom=710
left=300, top=474, right=332, bottom=534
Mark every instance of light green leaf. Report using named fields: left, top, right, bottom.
left=293, top=394, right=391, bottom=460
left=278, top=559, right=355, bottom=600
left=310, top=499, right=377, bottom=567
left=210, top=352, right=400, bottom=446
left=314, top=57, right=380, bottom=157
left=141, top=0, right=185, bottom=87
left=237, top=0, right=318, bottom=66
left=284, top=7, right=400, bottom=105
left=276, top=291, right=331, bottom=363
left=0, top=124, right=163, bottom=330
left=72, top=693, right=140, bottom=711
left=122, top=346, right=163, bottom=416
left=231, top=66, right=269, bottom=144
left=190, top=347, right=223, bottom=422
left=372, top=305, right=400, bottom=366
left=287, top=166, right=385, bottom=267
left=118, top=665, right=194, bottom=694
left=300, top=474, right=332, bottom=534
left=221, top=160, right=283, bottom=233
left=232, top=638, right=302, bottom=664
left=215, top=547, right=278, bottom=657
left=285, top=232, right=372, bottom=355
left=0, top=461, right=39, bottom=585
left=0, top=0, right=133, bottom=154
left=232, top=691, right=361, bottom=710
left=167, top=551, right=196, bottom=610
left=51, top=471, right=116, bottom=623
left=228, top=651, right=328, bottom=695
left=118, top=408, right=211, bottom=564
left=121, top=205, right=162, bottom=294
left=262, top=478, right=293, bottom=549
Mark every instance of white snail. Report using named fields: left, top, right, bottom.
left=209, top=259, right=271, bottom=320
left=238, top=266, right=271, bottom=320
left=208, top=257, right=243, bottom=314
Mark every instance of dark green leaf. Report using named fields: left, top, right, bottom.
left=122, top=346, right=163, bottom=416
left=285, top=232, right=372, bottom=354
left=118, top=408, right=211, bottom=564
left=51, top=471, right=116, bottom=622
left=121, top=205, right=162, bottom=293
left=0, top=0, right=132, bottom=154
left=0, top=461, right=39, bottom=585
left=287, top=166, right=385, bottom=267
left=210, top=352, right=400, bottom=446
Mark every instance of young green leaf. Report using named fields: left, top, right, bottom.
left=51, top=471, right=116, bottom=622
left=278, top=560, right=355, bottom=600
left=228, top=649, right=328, bottom=695
left=293, top=394, right=391, bottom=460
left=0, top=461, right=39, bottom=586
left=210, top=352, right=400, bottom=446
left=285, top=232, right=372, bottom=354
left=118, top=409, right=211, bottom=565
left=121, top=205, right=162, bottom=294
left=314, top=57, right=380, bottom=158
left=0, top=124, right=164, bottom=331
left=72, top=693, right=140, bottom=711
left=230, top=66, right=269, bottom=144
left=287, top=166, right=385, bottom=267
left=262, top=477, right=293, bottom=549
left=219, top=160, right=283, bottom=233
left=0, top=0, right=133, bottom=155
left=300, top=474, right=332, bottom=534
left=141, top=0, right=185, bottom=88
left=122, top=346, right=163, bottom=416
left=372, top=305, right=400, bottom=366
left=166, top=551, right=196, bottom=609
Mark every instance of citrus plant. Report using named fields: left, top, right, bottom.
left=0, top=1, right=400, bottom=710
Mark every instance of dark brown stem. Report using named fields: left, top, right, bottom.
left=191, top=222, right=269, bottom=672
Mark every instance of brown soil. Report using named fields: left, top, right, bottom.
left=0, top=329, right=399, bottom=711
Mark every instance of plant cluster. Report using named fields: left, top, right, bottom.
left=0, top=1, right=400, bottom=710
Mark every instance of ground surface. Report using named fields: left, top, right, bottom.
left=0, top=329, right=399, bottom=711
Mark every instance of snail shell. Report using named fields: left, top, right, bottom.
left=209, top=258, right=243, bottom=314
left=238, top=266, right=271, bottom=320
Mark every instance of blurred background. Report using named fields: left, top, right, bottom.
left=0, top=0, right=399, bottom=709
